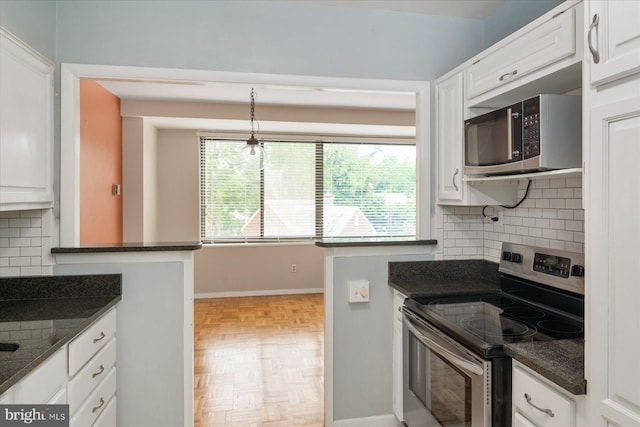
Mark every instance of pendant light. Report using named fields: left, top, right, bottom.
left=242, top=88, right=266, bottom=170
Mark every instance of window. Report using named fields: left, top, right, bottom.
left=200, top=137, right=416, bottom=242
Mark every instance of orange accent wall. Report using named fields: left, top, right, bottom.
left=80, top=80, right=123, bottom=244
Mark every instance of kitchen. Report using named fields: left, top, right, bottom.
left=1, top=1, right=639, bottom=427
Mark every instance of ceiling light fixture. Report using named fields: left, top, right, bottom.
left=242, top=88, right=266, bottom=170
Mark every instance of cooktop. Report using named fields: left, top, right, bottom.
left=405, top=243, right=585, bottom=358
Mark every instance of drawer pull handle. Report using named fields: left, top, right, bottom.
left=588, top=14, right=600, bottom=64
left=452, top=168, right=459, bottom=191
left=499, top=70, right=518, bottom=81
left=93, top=332, right=106, bottom=343
left=92, top=397, right=105, bottom=413
left=524, top=393, right=555, bottom=417
left=92, top=364, right=105, bottom=378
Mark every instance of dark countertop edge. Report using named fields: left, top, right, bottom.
left=315, top=238, right=437, bottom=248
left=504, top=341, right=587, bottom=396
left=52, top=242, right=202, bottom=253
left=0, top=296, right=121, bottom=395
left=388, top=278, right=500, bottom=298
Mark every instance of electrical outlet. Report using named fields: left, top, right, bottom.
left=291, top=264, right=297, bottom=273
left=347, top=280, right=370, bottom=303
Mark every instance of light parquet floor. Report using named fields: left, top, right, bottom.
left=194, top=293, right=325, bottom=427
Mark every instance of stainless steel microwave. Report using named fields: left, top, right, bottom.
left=464, top=94, right=581, bottom=176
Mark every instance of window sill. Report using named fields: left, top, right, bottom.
left=314, top=237, right=437, bottom=248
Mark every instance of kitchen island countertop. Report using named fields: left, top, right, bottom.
left=51, top=241, right=202, bottom=253
left=388, top=259, right=500, bottom=297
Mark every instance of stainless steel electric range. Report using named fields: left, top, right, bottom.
left=401, top=243, right=585, bottom=427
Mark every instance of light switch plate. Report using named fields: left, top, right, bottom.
left=347, top=280, right=370, bottom=303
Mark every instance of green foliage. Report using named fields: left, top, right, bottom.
left=202, top=140, right=416, bottom=239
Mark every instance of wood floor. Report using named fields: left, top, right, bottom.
left=194, top=294, right=325, bottom=427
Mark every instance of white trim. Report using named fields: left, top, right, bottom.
left=194, top=288, right=324, bottom=299
left=333, top=414, right=402, bottom=427
left=324, top=253, right=335, bottom=427
left=59, top=63, right=431, bottom=246
left=52, top=250, right=193, bottom=265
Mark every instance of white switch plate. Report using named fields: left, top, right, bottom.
left=347, top=280, right=370, bottom=303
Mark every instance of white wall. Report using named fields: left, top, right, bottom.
left=194, top=243, right=324, bottom=297
left=122, top=117, right=144, bottom=243
left=157, top=129, right=200, bottom=243
left=142, top=119, right=158, bottom=242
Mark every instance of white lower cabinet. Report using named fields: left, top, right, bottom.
left=512, top=361, right=585, bottom=427
left=0, top=308, right=116, bottom=427
left=13, top=346, right=68, bottom=404
left=68, top=308, right=117, bottom=427
left=92, top=396, right=117, bottom=427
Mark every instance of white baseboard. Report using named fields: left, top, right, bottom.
left=194, top=287, right=324, bottom=299
left=333, top=414, right=401, bottom=427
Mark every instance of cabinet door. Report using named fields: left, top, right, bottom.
left=0, top=29, right=53, bottom=210
left=437, top=72, right=464, bottom=202
left=514, top=412, right=537, bottom=427
left=588, top=0, right=640, bottom=86
left=392, top=290, right=405, bottom=422
left=588, top=94, right=640, bottom=427
left=465, top=8, right=576, bottom=99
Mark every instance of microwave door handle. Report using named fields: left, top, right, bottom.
left=404, top=315, right=484, bottom=377
left=507, top=107, right=513, bottom=160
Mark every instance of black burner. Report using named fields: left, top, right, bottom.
left=537, top=319, right=583, bottom=337
left=407, top=282, right=584, bottom=358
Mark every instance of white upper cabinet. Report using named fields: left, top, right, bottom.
left=0, top=27, right=54, bottom=211
left=585, top=2, right=640, bottom=426
left=466, top=8, right=576, bottom=100
left=437, top=72, right=464, bottom=203
left=464, top=1, right=583, bottom=109
left=587, top=0, right=640, bottom=86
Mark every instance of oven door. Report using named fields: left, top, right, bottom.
left=402, top=308, right=491, bottom=427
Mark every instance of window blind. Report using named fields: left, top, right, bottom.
left=200, top=138, right=416, bottom=241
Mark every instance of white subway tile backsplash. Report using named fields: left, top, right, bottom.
left=0, top=209, right=53, bottom=277
left=439, top=178, right=584, bottom=263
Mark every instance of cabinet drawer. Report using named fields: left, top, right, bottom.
left=512, top=365, right=574, bottom=426
left=69, top=309, right=116, bottom=376
left=70, top=367, right=116, bottom=427
left=68, top=338, right=116, bottom=411
left=92, top=396, right=116, bottom=427
left=14, top=346, right=67, bottom=403
left=465, top=8, right=576, bottom=100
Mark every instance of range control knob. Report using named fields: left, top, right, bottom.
left=510, top=253, right=522, bottom=263
left=571, top=265, right=585, bottom=277
left=502, top=251, right=512, bottom=261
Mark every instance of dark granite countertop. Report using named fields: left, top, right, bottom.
left=51, top=241, right=202, bottom=253
left=0, top=275, right=121, bottom=395
left=315, top=237, right=437, bottom=248
left=388, top=259, right=500, bottom=297
left=504, top=339, right=586, bottom=395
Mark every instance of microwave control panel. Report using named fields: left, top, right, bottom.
left=523, top=96, right=541, bottom=159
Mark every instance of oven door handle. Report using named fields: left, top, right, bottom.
left=403, top=310, right=484, bottom=377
